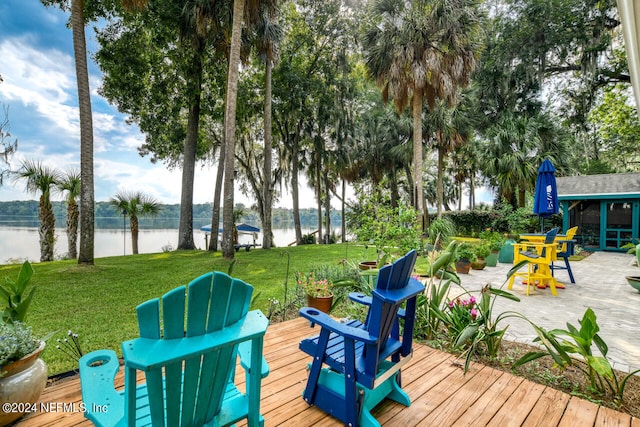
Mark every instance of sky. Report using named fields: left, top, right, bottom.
left=0, top=0, right=313, bottom=208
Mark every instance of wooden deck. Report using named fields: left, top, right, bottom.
left=16, top=317, right=640, bottom=427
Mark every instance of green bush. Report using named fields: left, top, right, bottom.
left=300, top=233, right=316, bottom=244
left=346, top=187, right=421, bottom=263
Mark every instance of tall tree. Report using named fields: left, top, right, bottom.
left=13, top=160, right=59, bottom=262
left=109, top=190, right=162, bottom=254
left=362, top=0, right=483, bottom=230
left=71, top=0, right=95, bottom=264
left=222, top=0, right=247, bottom=259
left=56, top=169, right=81, bottom=259
left=256, top=2, right=282, bottom=249
left=96, top=0, right=230, bottom=252
left=426, top=94, right=475, bottom=217
left=43, top=0, right=149, bottom=265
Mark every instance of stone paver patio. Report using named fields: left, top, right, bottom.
left=455, top=251, right=640, bottom=373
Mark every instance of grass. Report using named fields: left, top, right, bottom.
left=1, top=243, right=393, bottom=375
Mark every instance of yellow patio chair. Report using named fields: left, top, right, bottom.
left=551, top=226, right=578, bottom=283
left=509, top=228, right=560, bottom=296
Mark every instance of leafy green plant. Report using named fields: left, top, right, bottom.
left=513, top=307, right=640, bottom=403
left=428, top=217, right=457, bottom=246
left=0, top=260, right=35, bottom=323
left=295, top=270, right=333, bottom=298
left=441, top=296, right=479, bottom=341
left=0, top=322, right=40, bottom=372
left=427, top=259, right=525, bottom=372
left=414, top=241, right=461, bottom=340
left=474, top=242, right=491, bottom=259
left=453, top=281, right=521, bottom=372
left=300, top=233, right=316, bottom=244
left=347, top=189, right=421, bottom=265
left=455, top=243, right=477, bottom=262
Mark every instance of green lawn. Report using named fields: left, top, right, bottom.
left=1, top=243, right=409, bottom=375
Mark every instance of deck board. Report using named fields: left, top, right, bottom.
left=15, top=317, right=638, bottom=427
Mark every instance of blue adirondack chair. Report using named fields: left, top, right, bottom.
left=298, top=250, right=425, bottom=427
left=79, top=271, right=269, bottom=427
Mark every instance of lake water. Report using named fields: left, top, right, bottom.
left=0, top=226, right=321, bottom=264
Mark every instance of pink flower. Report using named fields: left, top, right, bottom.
left=471, top=308, right=478, bottom=320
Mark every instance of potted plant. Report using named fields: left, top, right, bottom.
left=0, top=261, right=48, bottom=427
left=296, top=270, right=334, bottom=313
left=471, top=242, right=490, bottom=270
left=622, top=242, right=640, bottom=292
left=455, top=243, right=476, bottom=274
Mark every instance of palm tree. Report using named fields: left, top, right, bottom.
left=426, top=96, right=474, bottom=217
left=109, top=191, right=162, bottom=255
left=362, top=0, right=483, bottom=230
left=256, top=2, right=282, bottom=250
left=221, top=0, right=246, bottom=259
left=13, top=160, right=59, bottom=261
left=56, top=169, right=81, bottom=259
left=67, top=0, right=95, bottom=265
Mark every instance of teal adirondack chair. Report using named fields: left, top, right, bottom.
left=299, top=250, right=425, bottom=427
left=79, top=271, right=269, bottom=427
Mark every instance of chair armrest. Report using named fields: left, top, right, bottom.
left=373, top=278, right=425, bottom=304
left=348, top=292, right=372, bottom=306
left=299, top=307, right=378, bottom=344
left=79, top=350, right=125, bottom=424
left=238, top=340, right=270, bottom=378
left=122, top=310, right=269, bottom=371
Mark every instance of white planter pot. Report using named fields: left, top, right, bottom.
left=0, top=342, right=47, bottom=427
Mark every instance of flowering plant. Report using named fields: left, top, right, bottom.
left=295, top=271, right=333, bottom=298
left=444, top=296, right=479, bottom=339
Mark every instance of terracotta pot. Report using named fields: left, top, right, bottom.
left=471, top=259, right=487, bottom=270
left=306, top=293, right=334, bottom=313
left=358, top=261, right=378, bottom=271
left=0, top=341, right=47, bottom=427
left=455, top=260, right=471, bottom=274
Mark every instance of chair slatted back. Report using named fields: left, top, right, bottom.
left=364, top=250, right=417, bottom=372
left=558, top=226, right=578, bottom=255
left=132, top=271, right=253, bottom=426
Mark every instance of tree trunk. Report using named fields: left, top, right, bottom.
left=39, top=194, right=55, bottom=262
left=222, top=0, right=244, bottom=259
left=315, top=149, right=322, bottom=244
left=323, top=169, right=331, bottom=244
left=72, top=0, right=95, bottom=265
left=412, top=88, right=425, bottom=228
left=177, top=48, right=203, bottom=250
left=130, top=215, right=139, bottom=254
left=67, top=200, right=79, bottom=259
left=469, top=173, right=475, bottom=210
left=436, top=146, right=445, bottom=218
left=209, top=146, right=224, bottom=252
left=292, top=132, right=302, bottom=244
left=341, top=179, right=346, bottom=243
left=262, top=57, right=274, bottom=249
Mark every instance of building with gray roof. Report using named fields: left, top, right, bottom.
left=557, top=173, right=640, bottom=251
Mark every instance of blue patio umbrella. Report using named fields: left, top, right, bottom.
left=533, top=159, right=559, bottom=231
